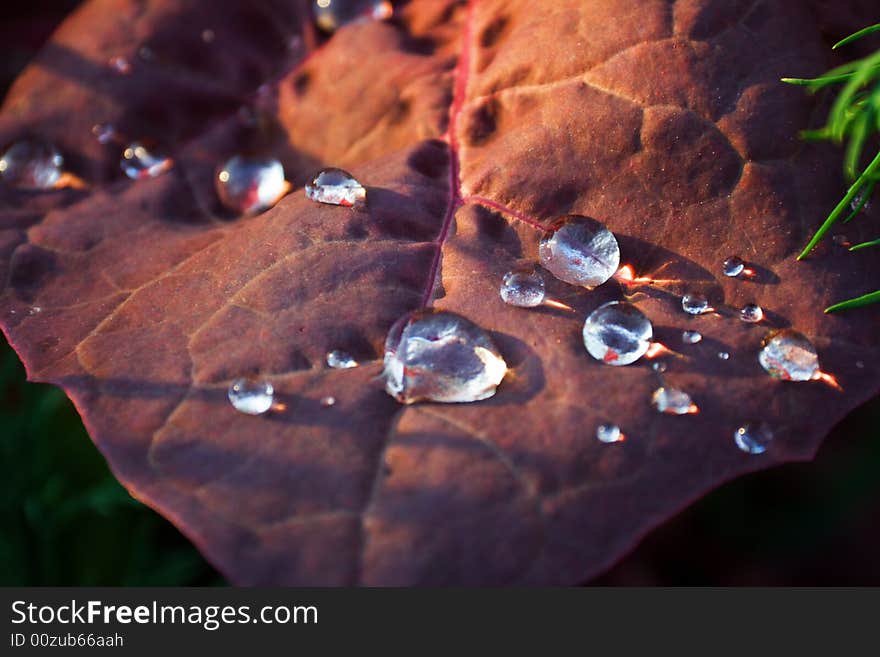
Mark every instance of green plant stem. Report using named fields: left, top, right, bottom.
left=849, top=238, right=880, bottom=251
left=834, top=23, right=880, bottom=50
left=825, top=290, right=880, bottom=313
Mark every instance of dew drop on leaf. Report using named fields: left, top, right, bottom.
left=758, top=329, right=819, bottom=381
left=500, top=267, right=545, bottom=307
left=305, top=167, right=366, bottom=207
left=739, top=303, right=764, bottom=323
left=681, top=329, right=702, bottom=344
left=596, top=423, right=623, bottom=444
left=0, top=138, right=64, bottom=190
left=320, top=396, right=336, bottom=407
left=722, top=255, right=745, bottom=277
left=108, top=55, right=131, bottom=74
left=734, top=422, right=773, bottom=454
left=228, top=378, right=274, bottom=415
left=312, top=0, right=393, bottom=34
left=121, top=141, right=172, bottom=180
left=382, top=310, right=507, bottom=404
left=216, top=155, right=287, bottom=215
left=718, top=351, right=730, bottom=360
left=651, top=387, right=698, bottom=415
left=538, top=216, right=620, bottom=288
left=681, top=292, right=709, bottom=315
left=583, top=300, right=653, bottom=366
left=91, top=123, right=116, bottom=144
left=326, top=349, right=358, bottom=369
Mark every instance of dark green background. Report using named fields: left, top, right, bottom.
left=1, top=2, right=878, bottom=586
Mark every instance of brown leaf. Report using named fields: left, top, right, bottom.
left=1, top=0, right=879, bottom=585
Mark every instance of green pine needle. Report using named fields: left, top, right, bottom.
left=833, top=23, right=880, bottom=50
left=849, top=238, right=880, bottom=251
left=825, top=290, right=880, bottom=313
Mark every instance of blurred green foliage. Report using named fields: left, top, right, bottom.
left=0, top=337, right=223, bottom=585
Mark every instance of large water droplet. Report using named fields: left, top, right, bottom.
left=312, top=0, right=392, bottom=33
left=739, top=303, right=764, bottom=323
left=383, top=310, right=507, bottom=404
left=121, top=141, right=172, bottom=179
left=305, top=167, right=366, bottom=207
left=583, top=301, right=652, bottom=366
left=681, top=329, right=702, bottom=345
left=0, top=139, right=64, bottom=190
left=539, top=216, right=620, bottom=288
left=216, top=155, right=287, bottom=215
left=735, top=422, right=773, bottom=455
left=722, top=255, right=745, bottom=277
left=596, top=423, right=623, bottom=444
left=681, top=293, right=709, bottom=315
left=326, top=349, right=358, bottom=369
left=228, top=378, right=274, bottom=415
left=500, top=267, right=545, bottom=308
left=651, top=387, right=697, bottom=415
left=758, top=329, right=819, bottom=381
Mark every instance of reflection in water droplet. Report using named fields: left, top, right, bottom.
left=0, top=139, right=64, bottom=190
left=500, top=267, right=545, bottom=307
left=216, top=155, right=287, bottom=215
left=92, top=123, right=116, bottom=144
left=312, top=0, right=393, bottom=33
left=735, top=422, right=773, bottom=454
left=681, top=329, right=702, bottom=345
left=228, top=378, right=274, bottom=415
left=758, top=329, right=819, bottom=381
left=326, top=349, right=358, bottom=369
left=109, top=56, right=131, bottom=74
left=651, top=387, right=697, bottom=415
left=681, top=293, right=709, bottom=315
left=305, top=167, right=366, bottom=207
left=740, top=303, right=764, bottom=323
left=539, top=216, right=620, bottom=288
left=383, top=309, right=507, bottom=404
left=121, top=141, right=172, bottom=179
left=596, top=423, right=623, bottom=444
left=722, top=255, right=745, bottom=277
left=717, top=351, right=730, bottom=360
left=651, top=360, right=667, bottom=373
left=320, top=396, right=336, bottom=407
left=583, top=301, right=652, bottom=366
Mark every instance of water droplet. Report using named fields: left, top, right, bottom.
left=651, top=360, right=667, bottom=373
left=121, top=141, right=172, bottom=179
left=734, top=422, right=773, bottom=455
left=740, top=303, right=764, bottom=323
left=681, top=329, right=702, bottom=345
left=326, top=349, right=358, bottom=369
left=832, top=234, right=850, bottom=247
left=228, top=378, right=274, bottom=415
left=539, top=216, right=620, bottom=288
left=722, top=255, right=745, bottom=277
left=92, top=123, right=116, bottom=144
left=383, top=309, right=507, bottom=404
left=201, top=29, right=215, bottom=43
left=717, top=351, right=730, bottom=360
left=320, top=395, right=336, bottom=407
left=851, top=188, right=872, bottom=213
left=0, top=138, right=64, bottom=190
left=216, top=155, right=287, bottom=215
left=596, top=423, right=623, bottom=444
left=758, top=329, right=819, bottom=381
left=583, top=301, right=653, bottom=366
left=26, top=306, right=41, bottom=316
left=500, top=267, right=545, bottom=307
left=681, top=293, right=709, bottom=315
left=651, top=387, right=697, bottom=415
left=305, top=167, right=366, bottom=207
left=108, top=56, right=131, bottom=74
left=312, top=0, right=393, bottom=33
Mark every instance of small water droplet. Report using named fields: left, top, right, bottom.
left=109, top=56, right=131, bottom=74
left=681, top=293, right=709, bottom=315
left=0, top=138, right=64, bottom=190
left=735, top=422, right=773, bottom=455
left=758, top=329, right=819, bottom=381
left=651, top=387, right=697, bottom=415
left=651, top=360, right=667, bottom=373
left=583, top=301, right=653, bottom=366
left=121, top=141, right=172, bottom=179
left=722, top=255, right=745, bottom=277
left=740, top=303, right=764, bottom=323
left=326, top=349, right=358, bottom=369
left=320, top=395, right=336, bottom=407
left=228, top=378, right=274, bottom=415
left=596, top=423, right=623, bottom=444
left=26, top=306, right=41, bottom=316
left=383, top=309, right=507, bottom=404
left=832, top=234, right=850, bottom=247
left=717, top=351, right=730, bottom=360
left=539, top=216, right=620, bottom=288
left=201, top=29, right=215, bottom=43
left=216, top=155, right=287, bottom=215
left=851, top=188, right=872, bottom=213
left=681, top=329, right=702, bottom=345
left=305, top=167, right=366, bottom=207
left=312, top=0, right=393, bottom=33
left=91, top=123, right=116, bottom=144
left=500, top=267, right=545, bottom=307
